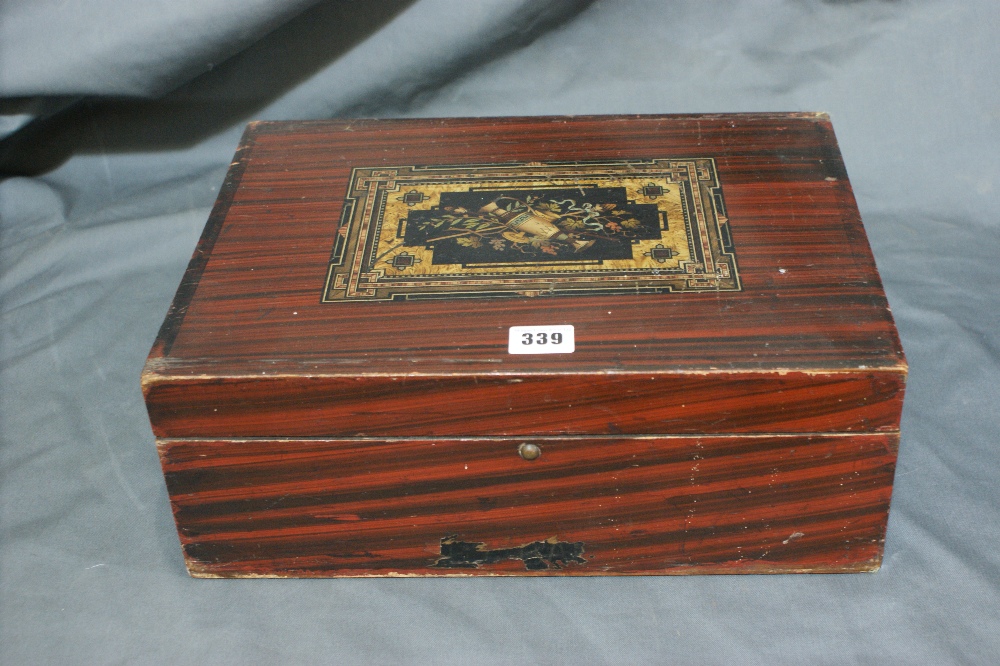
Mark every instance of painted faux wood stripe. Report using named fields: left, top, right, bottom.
left=145, top=371, right=904, bottom=438
left=160, top=434, right=898, bottom=577
left=144, top=115, right=906, bottom=577
left=145, top=114, right=905, bottom=383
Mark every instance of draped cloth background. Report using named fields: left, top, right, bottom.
left=2, top=1, right=998, bottom=662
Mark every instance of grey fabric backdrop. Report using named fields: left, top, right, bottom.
left=1, top=0, right=998, bottom=663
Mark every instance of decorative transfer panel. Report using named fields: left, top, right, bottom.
left=322, top=159, right=739, bottom=302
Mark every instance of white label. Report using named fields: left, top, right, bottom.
left=508, top=325, right=575, bottom=354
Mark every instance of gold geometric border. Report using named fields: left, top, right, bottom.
left=322, top=159, right=739, bottom=302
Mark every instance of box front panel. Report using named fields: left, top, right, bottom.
left=145, top=371, right=906, bottom=439
left=160, top=434, right=898, bottom=577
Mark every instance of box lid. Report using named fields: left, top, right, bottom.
left=142, top=114, right=906, bottom=438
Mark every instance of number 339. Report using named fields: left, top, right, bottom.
left=521, top=332, right=563, bottom=345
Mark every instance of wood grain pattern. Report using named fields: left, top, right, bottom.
left=145, top=371, right=904, bottom=438
left=143, top=114, right=907, bottom=575
left=160, top=433, right=898, bottom=577
left=143, top=114, right=906, bottom=439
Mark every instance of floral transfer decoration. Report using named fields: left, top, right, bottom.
left=323, top=159, right=739, bottom=301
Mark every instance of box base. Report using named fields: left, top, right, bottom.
left=159, top=434, right=897, bottom=577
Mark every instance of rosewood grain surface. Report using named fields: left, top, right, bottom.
left=160, top=433, right=898, bottom=577
left=144, top=115, right=906, bottom=576
left=145, top=371, right=904, bottom=438
left=143, top=114, right=907, bottom=438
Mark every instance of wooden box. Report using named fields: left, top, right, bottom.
left=142, top=114, right=906, bottom=577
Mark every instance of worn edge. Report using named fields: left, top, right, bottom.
left=810, top=115, right=908, bottom=371
left=243, top=112, right=836, bottom=135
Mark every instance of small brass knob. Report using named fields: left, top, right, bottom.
left=518, top=443, right=542, bottom=461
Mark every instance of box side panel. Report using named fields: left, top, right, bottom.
left=144, top=371, right=905, bottom=438
left=159, top=433, right=898, bottom=577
